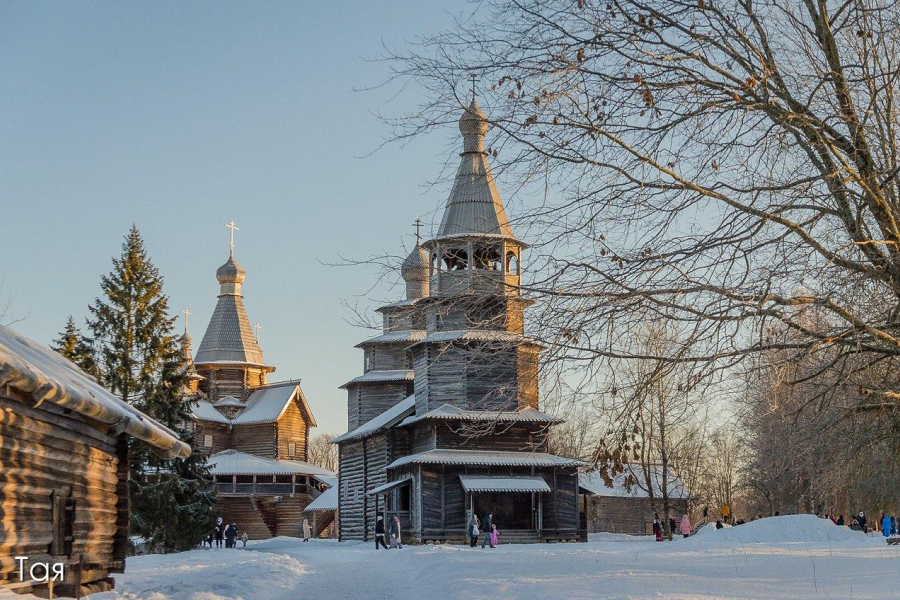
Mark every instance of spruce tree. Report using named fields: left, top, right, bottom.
left=89, top=225, right=216, bottom=552
left=52, top=316, right=99, bottom=377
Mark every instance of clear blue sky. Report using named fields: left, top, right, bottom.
left=0, top=2, right=471, bottom=434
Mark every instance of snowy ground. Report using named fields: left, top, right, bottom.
left=4, top=516, right=899, bottom=600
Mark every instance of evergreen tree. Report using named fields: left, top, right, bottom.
left=52, top=316, right=99, bottom=377
left=89, top=225, right=216, bottom=552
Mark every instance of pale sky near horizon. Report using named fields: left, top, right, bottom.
left=0, top=2, right=483, bottom=434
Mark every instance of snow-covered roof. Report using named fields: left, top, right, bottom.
left=207, top=450, right=334, bottom=477
left=0, top=325, right=190, bottom=460
left=213, top=396, right=244, bottom=408
left=459, top=475, right=551, bottom=493
left=191, top=382, right=316, bottom=427
left=367, top=476, right=412, bottom=496
left=399, top=404, right=563, bottom=427
left=304, top=485, right=338, bottom=511
left=339, top=370, right=414, bottom=389
left=579, top=465, right=690, bottom=499
left=233, top=382, right=317, bottom=427
left=191, top=399, right=230, bottom=424
left=354, top=330, right=426, bottom=348
left=411, top=330, right=539, bottom=347
left=387, top=449, right=585, bottom=469
left=376, top=298, right=428, bottom=312
left=332, top=396, right=416, bottom=444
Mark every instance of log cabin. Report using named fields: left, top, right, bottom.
left=0, top=325, right=190, bottom=597
left=335, top=98, right=585, bottom=544
left=186, top=244, right=334, bottom=538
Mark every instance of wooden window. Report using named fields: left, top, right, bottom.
left=288, top=442, right=296, bottom=458
left=203, top=434, right=213, bottom=448
left=51, top=489, right=75, bottom=557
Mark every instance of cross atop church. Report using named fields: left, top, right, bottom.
left=413, top=216, right=424, bottom=244
left=254, top=322, right=262, bottom=343
left=182, top=308, right=191, bottom=335
left=469, top=73, right=478, bottom=102
left=224, top=220, right=240, bottom=257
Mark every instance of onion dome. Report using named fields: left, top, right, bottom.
left=216, top=256, right=246, bottom=285
left=401, top=244, right=430, bottom=282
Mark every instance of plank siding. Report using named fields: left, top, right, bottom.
left=275, top=400, right=308, bottom=460
left=337, top=441, right=366, bottom=541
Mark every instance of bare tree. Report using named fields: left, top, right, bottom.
left=308, top=433, right=339, bottom=473
left=386, top=0, right=900, bottom=421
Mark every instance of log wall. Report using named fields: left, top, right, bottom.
left=0, top=391, right=125, bottom=591
left=275, top=400, right=308, bottom=461
left=231, top=423, right=276, bottom=458
left=585, top=496, right=689, bottom=535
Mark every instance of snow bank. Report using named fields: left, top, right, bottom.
left=687, top=514, right=867, bottom=544
left=588, top=531, right=653, bottom=543
left=91, top=546, right=306, bottom=600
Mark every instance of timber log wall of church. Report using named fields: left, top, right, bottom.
left=346, top=382, right=411, bottom=431
left=366, top=345, right=411, bottom=372
left=0, top=390, right=128, bottom=594
left=232, top=423, right=276, bottom=457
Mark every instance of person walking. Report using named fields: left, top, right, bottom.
left=225, top=523, right=237, bottom=549
left=468, top=514, right=480, bottom=547
left=679, top=514, right=692, bottom=538
left=481, top=512, right=495, bottom=548
left=374, top=516, right=389, bottom=549
left=883, top=513, right=893, bottom=538
left=491, top=524, right=500, bottom=547
left=390, top=516, right=403, bottom=549
left=302, top=518, right=311, bottom=542
left=668, top=517, right=677, bottom=538
left=653, top=514, right=662, bottom=542
left=240, top=532, right=248, bottom=548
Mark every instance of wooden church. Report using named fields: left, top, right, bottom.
left=335, top=98, right=584, bottom=544
left=187, top=235, right=334, bottom=539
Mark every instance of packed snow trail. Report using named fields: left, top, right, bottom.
left=2, top=516, right=897, bottom=600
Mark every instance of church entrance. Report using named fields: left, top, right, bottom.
left=471, top=492, right=540, bottom=530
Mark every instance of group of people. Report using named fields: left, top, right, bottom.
left=374, top=515, right=404, bottom=549
left=204, top=517, right=248, bottom=549
left=467, top=512, right=500, bottom=548
left=839, top=511, right=899, bottom=537
left=652, top=514, right=694, bottom=541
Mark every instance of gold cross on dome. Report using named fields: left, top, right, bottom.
left=224, top=220, right=240, bottom=257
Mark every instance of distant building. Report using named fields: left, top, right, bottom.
left=335, top=98, right=585, bottom=544
left=0, top=325, right=190, bottom=596
left=579, top=465, right=690, bottom=535
left=187, top=243, right=334, bottom=539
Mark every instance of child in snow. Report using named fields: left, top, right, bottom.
left=883, top=513, right=892, bottom=538
left=653, top=516, right=662, bottom=542
left=491, top=524, right=499, bottom=547
left=303, top=518, right=311, bottom=542
left=679, top=515, right=692, bottom=538
left=241, top=532, right=248, bottom=548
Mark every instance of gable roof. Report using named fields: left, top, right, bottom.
left=191, top=399, right=230, bottom=424
left=0, top=325, right=190, bottom=460
left=233, top=382, right=317, bottom=427
left=207, top=449, right=333, bottom=477
left=332, top=395, right=416, bottom=444
left=305, top=485, right=338, bottom=511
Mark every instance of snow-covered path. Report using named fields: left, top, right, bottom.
left=3, top=517, right=898, bottom=600
left=96, top=522, right=900, bottom=600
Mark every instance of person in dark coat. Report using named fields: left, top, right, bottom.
left=468, top=514, right=480, bottom=547
left=214, top=518, right=224, bottom=548
left=715, top=520, right=724, bottom=530
left=374, top=516, right=388, bottom=549
left=668, top=517, right=677, bottom=537
left=225, top=523, right=237, bottom=548
left=836, top=515, right=845, bottom=526
left=481, top=512, right=495, bottom=548
left=389, top=515, right=403, bottom=549
left=857, top=511, right=867, bottom=533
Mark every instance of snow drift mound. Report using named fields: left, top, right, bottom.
left=688, top=514, right=867, bottom=544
